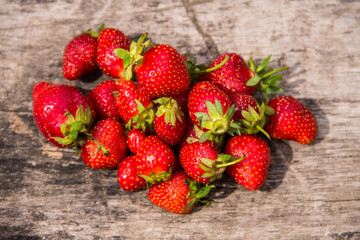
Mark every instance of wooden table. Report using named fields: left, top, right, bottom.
left=1, top=0, right=359, bottom=239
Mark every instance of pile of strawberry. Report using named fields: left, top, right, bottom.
left=32, top=25, right=318, bottom=214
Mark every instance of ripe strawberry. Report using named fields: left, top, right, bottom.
left=198, top=53, right=256, bottom=95
left=134, top=44, right=190, bottom=98
left=86, top=79, right=120, bottom=121
left=264, top=95, right=318, bottom=144
left=148, top=171, right=213, bottom=214
left=127, top=128, right=146, bottom=154
left=115, top=77, right=155, bottom=132
left=97, top=27, right=131, bottom=78
left=135, top=135, right=176, bottom=185
left=198, top=53, right=288, bottom=102
left=153, top=97, right=186, bottom=146
left=179, top=141, right=244, bottom=184
left=228, top=92, right=273, bottom=138
left=114, top=33, right=190, bottom=98
left=62, top=31, right=98, bottom=80
left=32, top=82, right=95, bottom=148
left=187, top=81, right=240, bottom=142
left=81, top=119, right=127, bottom=169
left=117, top=155, right=146, bottom=191
left=225, top=135, right=271, bottom=191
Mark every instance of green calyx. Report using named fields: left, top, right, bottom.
left=193, top=125, right=225, bottom=152
left=195, top=100, right=241, bottom=141
left=125, top=100, right=155, bottom=132
left=114, top=32, right=151, bottom=81
left=53, top=105, right=109, bottom=156
left=139, top=169, right=173, bottom=188
left=240, top=102, right=274, bottom=139
left=153, top=97, right=184, bottom=126
left=184, top=179, right=215, bottom=212
left=84, top=24, right=105, bottom=38
left=199, top=154, right=246, bottom=183
left=246, top=55, right=289, bottom=104
left=185, top=54, right=229, bottom=83
left=53, top=105, right=92, bottom=152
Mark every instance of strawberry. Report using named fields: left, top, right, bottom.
left=117, top=155, right=146, bottom=191
left=97, top=27, right=131, bottom=78
left=62, top=31, right=98, bottom=80
left=32, top=82, right=95, bottom=148
left=187, top=81, right=240, bottom=142
left=135, top=135, right=176, bottom=185
left=225, top=135, right=271, bottom=191
left=153, top=97, right=186, bottom=146
left=81, top=119, right=127, bottom=169
left=264, top=95, right=318, bottom=144
left=135, top=44, right=190, bottom=98
left=114, top=33, right=190, bottom=98
left=228, top=92, right=273, bottom=138
left=198, top=53, right=256, bottom=95
left=179, top=141, right=244, bottom=184
left=86, top=79, right=120, bottom=121
left=148, top=171, right=213, bottom=214
left=127, top=128, right=146, bottom=154
left=115, top=77, right=155, bottom=132
left=198, top=53, right=288, bottom=102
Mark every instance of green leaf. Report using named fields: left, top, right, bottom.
left=194, top=112, right=211, bottom=122
left=248, top=56, right=256, bottom=72
left=53, top=136, right=73, bottom=146
left=84, top=106, right=92, bottom=125
left=196, top=185, right=213, bottom=199
left=266, top=74, right=282, bottom=86
left=114, top=48, right=130, bottom=60
left=199, top=131, right=211, bottom=143
left=75, top=105, right=85, bottom=121
left=205, top=101, right=220, bottom=119
left=246, top=75, right=261, bottom=87
left=68, top=131, right=78, bottom=140
left=122, top=53, right=132, bottom=69
left=70, top=121, right=83, bottom=132
left=242, top=110, right=255, bottom=121
left=184, top=198, right=197, bottom=212
left=200, top=158, right=215, bottom=168
left=265, top=106, right=275, bottom=115
left=200, top=172, right=214, bottom=179
left=60, top=124, right=68, bottom=136
left=256, top=55, right=271, bottom=73
left=214, top=99, right=223, bottom=117
left=266, top=86, right=283, bottom=95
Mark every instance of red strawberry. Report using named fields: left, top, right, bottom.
left=117, top=155, right=146, bottom=191
left=134, top=44, right=190, bottom=98
left=127, top=128, right=146, bottom=154
left=187, top=81, right=240, bottom=141
left=86, top=79, right=120, bottom=121
left=198, top=53, right=288, bottom=102
left=135, top=135, right=176, bottom=185
left=114, top=34, right=190, bottom=98
left=179, top=141, right=244, bottom=184
left=81, top=119, right=127, bottom=169
left=97, top=28, right=131, bottom=78
left=228, top=92, right=272, bottom=138
left=148, top=171, right=213, bottom=214
left=115, top=77, right=155, bottom=132
left=153, top=97, right=186, bottom=146
left=264, top=95, right=318, bottom=144
left=62, top=31, right=98, bottom=80
left=198, top=53, right=255, bottom=95
left=225, top=135, right=271, bottom=191
left=32, top=82, right=95, bottom=148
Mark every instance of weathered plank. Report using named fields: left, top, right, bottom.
left=0, top=0, right=359, bottom=239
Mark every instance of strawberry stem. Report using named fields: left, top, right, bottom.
left=194, top=56, right=229, bottom=74
left=215, top=154, right=245, bottom=168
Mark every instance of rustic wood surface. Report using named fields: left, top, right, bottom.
left=1, top=0, right=360, bottom=239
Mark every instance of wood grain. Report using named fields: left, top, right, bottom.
left=1, top=0, right=359, bottom=239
